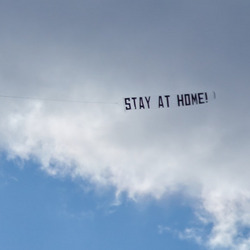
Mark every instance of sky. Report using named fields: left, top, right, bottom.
left=0, top=0, right=250, bottom=249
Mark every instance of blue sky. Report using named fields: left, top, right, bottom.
left=0, top=1, right=250, bottom=249
left=0, top=156, right=203, bottom=250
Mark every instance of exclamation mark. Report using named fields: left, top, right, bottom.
left=205, top=92, right=208, bottom=103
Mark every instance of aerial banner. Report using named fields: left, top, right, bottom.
left=124, top=91, right=216, bottom=111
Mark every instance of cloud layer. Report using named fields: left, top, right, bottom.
left=0, top=1, right=250, bottom=249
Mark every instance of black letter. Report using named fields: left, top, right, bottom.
left=158, top=96, right=164, bottom=108
left=131, top=97, right=137, bottom=109
left=177, top=94, right=184, bottom=106
left=145, top=96, right=151, bottom=109
left=124, top=98, right=131, bottom=110
left=139, top=97, right=145, bottom=109
left=191, top=93, right=198, bottom=105
left=164, top=95, right=170, bottom=107
left=198, top=93, right=205, bottom=104
left=184, top=94, right=191, bottom=106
